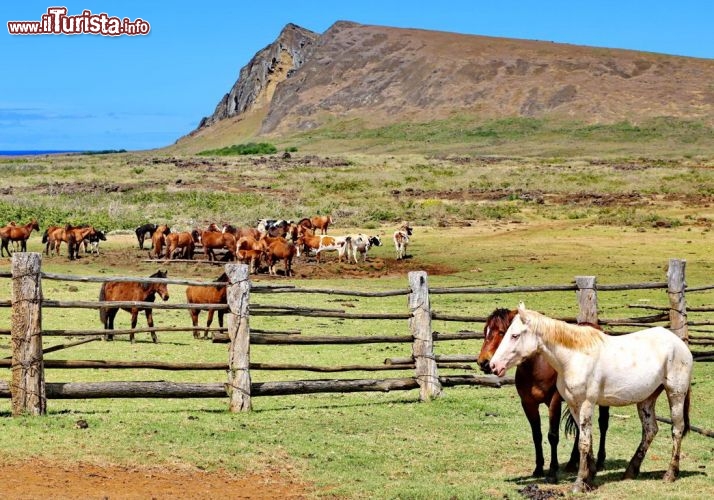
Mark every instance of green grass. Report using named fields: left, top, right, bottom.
left=290, top=116, right=714, bottom=156
left=2, top=148, right=714, bottom=498
left=197, top=142, right=278, bottom=156
left=1, top=225, right=714, bottom=498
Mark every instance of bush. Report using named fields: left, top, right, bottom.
left=197, top=143, right=278, bottom=156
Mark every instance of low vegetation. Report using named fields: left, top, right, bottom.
left=1, top=138, right=714, bottom=498
left=197, top=142, right=278, bottom=156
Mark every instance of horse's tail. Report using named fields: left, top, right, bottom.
left=98, top=283, right=107, bottom=326
left=41, top=229, right=48, bottom=244
left=683, top=387, right=691, bottom=437
left=562, top=407, right=577, bottom=437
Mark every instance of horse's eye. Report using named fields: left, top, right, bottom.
left=511, top=333, right=520, bottom=340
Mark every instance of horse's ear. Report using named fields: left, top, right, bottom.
left=517, top=302, right=529, bottom=324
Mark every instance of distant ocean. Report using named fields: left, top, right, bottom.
left=0, top=150, right=82, bottom=156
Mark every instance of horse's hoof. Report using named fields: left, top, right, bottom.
left=532, top=467, right=545, bottom=478
left=571, top=480, right=593, bottom=494
left=623, top=469, right=638, bottom=480
left=544, top=474, right=558, bottom=484
left=663, top=470, right=678, bottom=482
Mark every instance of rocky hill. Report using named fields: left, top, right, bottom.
left=189, top=20, right=714, bottom=142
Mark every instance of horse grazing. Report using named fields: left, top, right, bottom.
left=185, top=272, right=229, bottom=339
left=149, top=225, right=171, bottom=259
left=263, top=236, right=297, bottom=276
left=201, top=229, right=236, bottom=261
left=135, top=223, right=158, bottom=250
left=165, top=231, right=195, bottom=260
left=490, top=303, right=693, bottom=493
left=236, top=236, right=266, bottom=274
left=99, top=270, right=170, bottom=343
left=310, top=215, right=333, bottom=234
left=0, top=218, right=40, bottom=257
left=82, top=229, right=107, bottom=255
left=477, top=308, right=609, bottom=482
left=43, top=224, right=97, bottom=260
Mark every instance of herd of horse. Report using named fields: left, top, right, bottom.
left=139, top=215, right=408, bottom=277
left=4, top=217, right=694, bottom=492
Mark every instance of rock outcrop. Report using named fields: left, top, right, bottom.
left=197, top=23, right=319, bottom=129
left=194, top=20, right=714, bottom=136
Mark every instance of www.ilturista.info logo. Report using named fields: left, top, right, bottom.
left=7, top=7, right=150, bottom=36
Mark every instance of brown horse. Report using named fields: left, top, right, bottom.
left=185, top=272, right=229, bottom=339
left=201, top=229, right=236, bottom=261
left=99, top=270, right=170, bottom=343
left=263, top=235, right=297, bottom=276
left=149, top=225, right=171, bottom=259
left=310, top=215, right=333, bottom=234
left=0, top=218, right=40, bottom=257
left=43, top=224, right=97, bottom=259
left=477, top=308, right=610, bottom=482
left=236, top=236, right=266, bottom=274
left=165, top=231, right=195, bottom=260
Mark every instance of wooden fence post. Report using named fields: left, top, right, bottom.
left=575, top=276, right=598, bottom=324
left=225, top=263, right=252, bottom=412
left=408, top=271, right=442, bottom=401
left=667, top=258, right=688, bottom=342
left=10, top=252, right=46, bottom=416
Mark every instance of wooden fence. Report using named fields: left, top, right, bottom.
left=2, top=254, right=711, bottom=417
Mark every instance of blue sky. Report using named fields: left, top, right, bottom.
left=2, top=1, right=713, bottom=151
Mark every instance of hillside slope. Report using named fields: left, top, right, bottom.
left=179, top=21, right=714, bottom=152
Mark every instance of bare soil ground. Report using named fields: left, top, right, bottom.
left=0, top=459, right=314, bottom=499
left=97, top=237, right=456, bottom=280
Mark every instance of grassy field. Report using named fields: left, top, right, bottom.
left=1, top=146, right=714, bottom=498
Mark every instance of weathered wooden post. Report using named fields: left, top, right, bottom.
left=667, top=258, right=688, bottom=342
left=225, top=263, right=252, bottom=412
left=408, top=271, right=442, bottom=401
left=575, top=276, right=598, bottom=324
left=10, top=252, right=46, bottom=416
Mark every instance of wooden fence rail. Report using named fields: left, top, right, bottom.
left=2, top=254, right=707, bottom=416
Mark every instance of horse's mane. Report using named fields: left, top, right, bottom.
left=143, top=270, right=167, bottom=292
left=524, top=309, right=604, bottom=351
left=485, top=308, right=517, bottom=335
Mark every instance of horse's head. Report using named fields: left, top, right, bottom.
left=31, top=219, right=40, bottom=231
left=150, top=269, right=170, bottom=301
left=369, top=235, right=383, bottom=247
left=489, top=303, right=539, bottom=377
left=477, top=308, right=517, bottom=373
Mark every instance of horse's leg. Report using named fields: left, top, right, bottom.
left=545, top=393, right=562, bottom=482
left=190, top=310, right=200, bottom=339
left=596, top=405, right=610, bottom=471
left=623, top=390, right=661, bottom=480
left=663, top=388, right=689, bottom=482
left=572, top=401, right=596, bottom=494
left=130, top=308, right=139, bottom=343
left=205, top=310, right=215, bottom=339
left=521, top=400, right=545, bottom=478
left=105, top=308, right=118, bottom=341
left=217, top=310, right=225, bottom=338
left=145, top=309, right=157, bottom=343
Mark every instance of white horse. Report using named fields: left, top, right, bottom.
left=490, top=303, right=693, bottom=494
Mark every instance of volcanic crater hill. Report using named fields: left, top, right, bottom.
left=187, top=20, right=714, bottom=144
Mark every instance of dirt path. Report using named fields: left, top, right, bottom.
left=0, top=459, right=315, bottom=499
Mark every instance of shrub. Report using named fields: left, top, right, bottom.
left=197, top=143, right=278, bottom=156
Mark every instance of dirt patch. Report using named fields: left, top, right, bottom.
left=0, top=458, right=313, bottom=499
left=96, top=241, right=457, bottom=281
